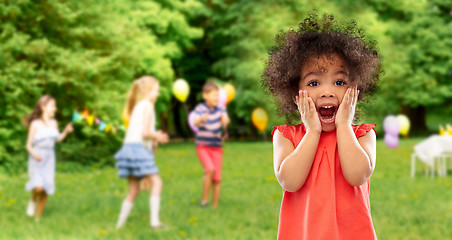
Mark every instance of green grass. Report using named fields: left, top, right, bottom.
left=0, top=140, right=451, bottom=240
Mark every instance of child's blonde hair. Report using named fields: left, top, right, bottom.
left=123, top=76, right=159, bottom=120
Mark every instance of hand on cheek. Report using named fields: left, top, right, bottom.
left=295, top=90, right=322, bottom=134
left=335, top=86, right=359, bottom=127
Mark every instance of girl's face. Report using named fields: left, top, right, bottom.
left=148, top=83, right=160, bottom=103
left=299, top=55, right=351, bottom=132
left=42, top=99, right=57, bottom=118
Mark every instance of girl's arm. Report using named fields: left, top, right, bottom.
left=337, top=126, right=376, bottom=186
left=273, top=129, right=320, bottom=192
left=56, top=121, right=73, bottom=142
left=273, top=90, right=322, bottom=192
left=26, top=121, right=41, bottom=162
left=220, top=112, right=230, bottom=126
left=142, top=103, right=169, bottom=143
left=335, top=86, right=376, bottom=186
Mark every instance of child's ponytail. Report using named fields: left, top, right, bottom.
left=123, top=81, right=141, bottom=121
left=123, top=76, right=158, bottom=121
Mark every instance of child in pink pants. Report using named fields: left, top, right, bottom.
left=193, top=81, right=230, bottom=208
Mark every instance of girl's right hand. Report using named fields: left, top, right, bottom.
left=155, top=130, right=169, bottom=144
left=64, top=123, right=74, bottom=134
left=33, top=154, right=42, bottom=162
left=295, top=90, right=322, bottom=134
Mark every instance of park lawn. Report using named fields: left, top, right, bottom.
left=0, top=139, right=451, bottom=240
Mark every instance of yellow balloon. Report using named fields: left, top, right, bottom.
left=172, top=79, right=190, bottom=102
left=252, top=108, right=268, bottom=132
left=223, top=83, right=236, bottom=104
left=396, top=114, right=410, bottom=136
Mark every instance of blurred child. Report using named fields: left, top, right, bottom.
left=193, top=81, right=230, bottom=208
left=114, top=76, right=169, bottom=229
left=262, top=13, right=381, bottom=239
left=25, top=95, right=73, bottom=221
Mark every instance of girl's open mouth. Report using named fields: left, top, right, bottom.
left=318, top=105, right=336, bottom=124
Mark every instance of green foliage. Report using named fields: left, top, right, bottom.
left=1, top=0, right=452, bottom=173
left=363, top=0, right=452, bottom=130
left=0, top=0, right=203, bottom=174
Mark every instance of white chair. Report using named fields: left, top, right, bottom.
left=439, top=152, right=452, bottom=177
left=412, top=135, right=452, bottom=178
left=411, top=153, right=447, bottom=178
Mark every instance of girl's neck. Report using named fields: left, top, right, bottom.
left=142, top=97, right=154, bottom=104
left=41, top=115, right=51, bottom=126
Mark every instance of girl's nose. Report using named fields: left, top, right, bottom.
left=321, top=87, right=335, bottom=98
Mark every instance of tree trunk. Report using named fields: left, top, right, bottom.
left=173, top=101, right=190, bottom=138
left=401, top=105, right=428, bottom=133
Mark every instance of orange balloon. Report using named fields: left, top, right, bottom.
left=251, top=108, right=268, bottom=131
left=223, top=83, right=236, bottom=104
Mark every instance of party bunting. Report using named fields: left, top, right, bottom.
left=72, top=110, right=125, bottom=135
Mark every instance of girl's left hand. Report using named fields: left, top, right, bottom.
left=335, top=86, right=359, bottom=128
left=64, top=123, right=74, bottom=134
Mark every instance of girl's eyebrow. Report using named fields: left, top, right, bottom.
left=335, top=70, right=349, bottom=76
left=302, top=71, right=319, bottom=80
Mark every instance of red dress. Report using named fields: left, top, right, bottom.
left=272, top=123, right=377, bottom=240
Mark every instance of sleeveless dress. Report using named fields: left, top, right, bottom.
left=114, top=100, right=158, bottom=178
left=272, top=123, right=377, bottom=240
left=25, top=125, right=60, bottom=195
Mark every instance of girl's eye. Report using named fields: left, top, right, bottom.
left=307, top=81, right=319, bottom=87
left=335, top=80, right=346, bottom=86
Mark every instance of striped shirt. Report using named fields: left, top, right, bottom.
left=193, top=102, right=227, bottom=147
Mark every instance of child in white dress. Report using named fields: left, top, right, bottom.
left=25, top=95, right=73, bottom=221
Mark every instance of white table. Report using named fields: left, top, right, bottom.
left=411, top=135, right=452, bottom=177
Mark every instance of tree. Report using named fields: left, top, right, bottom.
left=0, top=0, right=203, bottom=173
left=365, top=0, right=452, bottom=132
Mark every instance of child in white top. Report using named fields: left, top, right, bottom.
left=114, top=76, right=169, bottom=229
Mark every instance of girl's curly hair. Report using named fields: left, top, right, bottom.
left=262, top=12, right=382, bottom=119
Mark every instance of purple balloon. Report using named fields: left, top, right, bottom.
left=188, top=111, right=198, bottom=133
left=218, top=88, right=227, bottom=108
left=384, top=133, right=399, bottom=149
left=383, top=115, right=400, bottom=136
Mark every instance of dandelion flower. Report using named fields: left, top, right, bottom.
left=178, top=230, right=187, bottom=237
